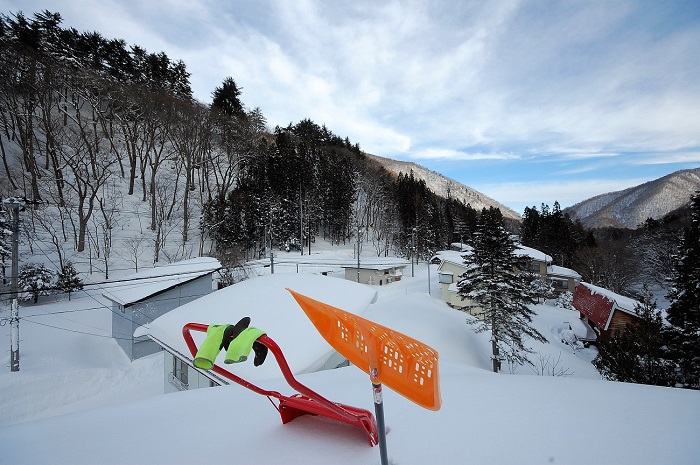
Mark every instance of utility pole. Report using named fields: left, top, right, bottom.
left=411, top=228, right=416, bottom=278
left=4, top=197, right=24, bottom=372
left=269, top=224, right=274, bottom=274
left=356, top=226, right=361, bottom=283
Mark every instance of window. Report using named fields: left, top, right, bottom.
left=530, top=262, right=541, bottom=272
left=172, top=357, right=189, bottom=389
left=439, top=273, right=453, bottom=284
left=550, top=279, right=568, bottom=289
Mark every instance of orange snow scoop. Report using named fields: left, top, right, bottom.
left=287, top=289, right=442, bottom=411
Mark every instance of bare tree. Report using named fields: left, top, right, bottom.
left=169, top=100, right=211, bottom=244
left=56, top=95, right=117, bottom=252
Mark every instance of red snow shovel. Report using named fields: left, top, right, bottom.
left=182, top=322, right=379, bottom=446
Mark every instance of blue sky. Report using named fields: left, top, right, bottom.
left=3, top=0, right=699, bottom=214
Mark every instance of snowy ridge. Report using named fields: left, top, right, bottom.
left=366, top=153, right=522, bottom=221
left=566, top=168, right=700, bottom=229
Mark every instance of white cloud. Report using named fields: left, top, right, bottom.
left=408, top=149, right=520, bottom=161
left=4, top=0, right=698, bottom=204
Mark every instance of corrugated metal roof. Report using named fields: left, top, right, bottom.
left=102, top=257, right=221, bottom=306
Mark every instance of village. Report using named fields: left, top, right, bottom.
left=100, top=240, right=637, bottom=396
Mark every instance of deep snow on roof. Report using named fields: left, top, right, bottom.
left=101, top=257, right=221, bottom=306
left=548, top=264, right=582, bottom=279
left=516, top=244, right=552, bottom=263
left=135, top=273, right=378, bottom=380
left=580, top=281, right=639, bottom=313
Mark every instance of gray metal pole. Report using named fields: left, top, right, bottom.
left=411, top=229, right=415, bottom=278
left=356, top=227, right=361, bottom=283
left=4, top=198, right=22, bottom=372
left=371, top=369, right=389, bottom=465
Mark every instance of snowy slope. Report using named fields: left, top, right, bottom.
left=367, top=153, right=522, bottom=221
left=567, top=168, right=700, bottom=229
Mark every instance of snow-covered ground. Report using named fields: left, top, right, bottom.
left=1, top=241, right=699, bottom=464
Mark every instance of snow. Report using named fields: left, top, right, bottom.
left=580, top=281, right=639, bottom=313
left=1, top=244, right=699, bottom=464
left=548, top=264, right=582, bottom=279
left=101, top=257, right=221, bottom=306
left=135, top=273, right=379, bottom=380
left=516, top=244, right=553, bottom=263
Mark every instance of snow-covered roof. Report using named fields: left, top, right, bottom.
left=516, top=245, right=552, bottom=263
left=135, top=273, right=378, bottom=380
left=247, top=255, right=409, bottom=270
left=339, top=257, right=409, bottom=271
left=435, top=250, right=470, bottom=269
left=580, top=282, right=639, bottom=314
left=102, top=257, right=221, bottom=306
left=436, top=245, right=551, bottom=271
left=547, top=265, right=582, bottom=280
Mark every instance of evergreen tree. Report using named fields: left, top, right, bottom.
left=457, top=207, right=547, bottom=373
left=593, top=285, right=676, bottom=386
left=18, top=263, right=54, bottom=303
left=520, top=206, right=541, bottom=247
left=212, top=77, right=245, bottom=119
left=56, top=262, right=84, bottom=300
left=530, top=277, right=555, bottom=304
left=666, top=190, right=700, bottom=389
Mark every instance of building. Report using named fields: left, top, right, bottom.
left=103, top=257, right=221, bottom=360
left=435, top=245, right=582, bottom=316
left=341, top=257, right=409, bottom=285
left=134, top=273, right=378, bottom=394
left=572, top=282, right=641, bottom=343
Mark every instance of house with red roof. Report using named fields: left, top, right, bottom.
left=572, top=282, right=641, bottom=343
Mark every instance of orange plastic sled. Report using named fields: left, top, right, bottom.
left=287, top=289, right=442, bottom=411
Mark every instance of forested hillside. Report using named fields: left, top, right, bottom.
left=566, top=168, right=700, bottom=229
left=0, top=11, right=490, bottom=278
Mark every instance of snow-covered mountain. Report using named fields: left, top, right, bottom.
left=367, top=154, right=522, bottom=221
left=566, top=168, right=700, bottom=229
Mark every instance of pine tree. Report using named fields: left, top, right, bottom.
left=18, top=263, right=55, bottom=303
left=457, top=207, right=547, bottom=373
left=56, top=262, right=84, bottom=300
left=593, top=285, right=676, bottom=386
left=212, top=77, right=245, bottom=119
left=530, top=276, right=555, bottom=304
left=666, top=190, right=700, bottom=389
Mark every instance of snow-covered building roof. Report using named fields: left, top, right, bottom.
left=102, top=257, right=221, bottom=306
left=579, top=282, right=638, bottom=314
left=573, top=282, right=641, bottom=335
left=435, top=250, right=470, bottom=268
left=515, top=245, right=552, bottom=263
left=547, top=265, right=582, bottom=280
left=338, top=257, right=410, bottom=271
left=135, top=273, right=378, bottom=381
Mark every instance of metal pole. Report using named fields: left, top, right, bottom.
left=269, top=224, right=274, bottom=274
left=427, top=261, right=431, bottom=295
left=411, top=228, right=415, bottom=278
left=4, top=198, right=22, bottom=372
left=371, top=368, right=389, bottom=465
left=356, top=226, right=361, bottom=283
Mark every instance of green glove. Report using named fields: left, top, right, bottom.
left=225, top=327, right=266, bottom=364
left=194, top=324, right=229, bottom=370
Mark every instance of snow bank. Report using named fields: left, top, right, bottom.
left=135, top=273, right=378, bottom=379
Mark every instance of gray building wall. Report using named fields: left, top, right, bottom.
left=112, top=274, right=214, bottom=360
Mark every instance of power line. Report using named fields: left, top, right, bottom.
left=21, top=318, right=133, bottom=340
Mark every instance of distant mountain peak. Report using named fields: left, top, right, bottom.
left=565, top=168, right=700, bottom=229
left=366, top=154, right=521, bottom=221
